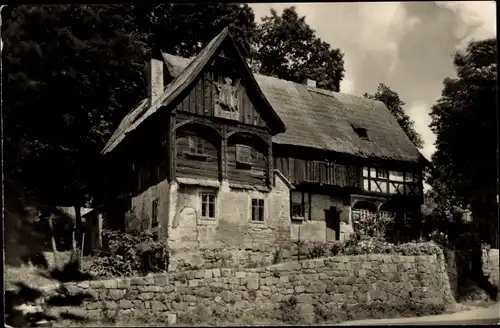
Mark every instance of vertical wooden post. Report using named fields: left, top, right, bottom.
left=168, top=115, right=176, bottom=182
left=98, top=213, right=103, bottom=250
left=81, top=233, right=85, bottom=259
left=267, top=139, right=273, bottom=188
left=403, top=171, right=407, bottom=195
left=221, top=126, right=228, bottom=181
left=48, top=216, right=59, bottom=268
left=367, top=165, right=371, bottom=192
left=297, top=225, right=301, bottom=262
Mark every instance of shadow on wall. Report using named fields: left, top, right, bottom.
left=444, top=248, right=499, bottom=302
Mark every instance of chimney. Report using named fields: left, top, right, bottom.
left=304, top=78, right=317, bottom=88
left=148, top=57, right=164, bottom=107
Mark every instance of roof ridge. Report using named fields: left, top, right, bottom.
left=162, top=52, right=379, bottom=103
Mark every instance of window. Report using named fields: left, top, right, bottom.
left=390, top=171, right=404, bottom=182
left=251, top=199, right=264, bottom=222
left=405, top=172, right=420, bottom=182
left=201, top=191, right=216, bottom=218
left=376, top=169, right=388, bottom=179
left=351, top=124, right=369, bottom=140
left=291, top=203, right=304, bottom=218
left=188, top=136, right=205, bottom=155
left=151, top=199, right=159, bottom=227
left=236, top=144, right=252, bottom=165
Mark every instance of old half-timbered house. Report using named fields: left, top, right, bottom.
left=97, top=28, right=427, bottom=262
left=99, top=28, right=291, bottom=256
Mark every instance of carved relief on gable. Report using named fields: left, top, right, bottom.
left=213, top=75, right=240, bottom=121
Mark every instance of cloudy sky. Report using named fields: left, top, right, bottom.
left=251, top=1, right=497, bottom=161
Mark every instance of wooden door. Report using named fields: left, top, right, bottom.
left=325, top=206, right=340, bottom=241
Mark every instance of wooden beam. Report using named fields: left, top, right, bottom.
left=367, top=165, right=371, bottom=192
left=267, top=137, right=273, bottom=188
left=308, top=192, right=312, bottom=221
left=222, top=126, right=228, bottom=181
left=403, top=171, right=407, bottom=195
left=168, top=115, right=176, bottom=182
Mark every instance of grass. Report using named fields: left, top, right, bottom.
left=5, top=265, right=57, bottom=290
left=5, top=251, right=81, bottom=290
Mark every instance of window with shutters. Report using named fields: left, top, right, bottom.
left=236, top=144, right=252, bottom=165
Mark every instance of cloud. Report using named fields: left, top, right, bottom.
left=250, top=2, right=496, bottom=163
left=408, top=102, right=435, bottom=161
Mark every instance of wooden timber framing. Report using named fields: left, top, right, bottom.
left=273, top=143, right=424, bottom=199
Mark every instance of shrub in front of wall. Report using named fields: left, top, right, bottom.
left=272, top=248, right=284, bottom=264
left=330, top=241, right=344, bottom=256
left=307, top=242, right=329, bottom=259
left=341, top=301, right=446, bottom=322
left=311, top=299, right=446, bottom=324
left=314, top=304, right=347, bottom=324
left=279, top=296, right=302, bottom=324
left=326, top=238, right=443, bottom=257
left=84, top=229, right=169, bottom=277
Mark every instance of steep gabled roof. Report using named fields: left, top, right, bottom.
left=162, top=54, right=425, bottom=164
left=102, top=28, right=285, bottom=155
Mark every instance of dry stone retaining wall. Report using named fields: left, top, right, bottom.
left=44, top=253, right=454, bottom=324
left=171, top=241, right=337, bottom=271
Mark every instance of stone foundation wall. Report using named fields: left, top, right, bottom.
left=482, top=248, right=499, bottom=287
left=170, top=241, right=338, bottom=271
left=45, top=254, right=454, bottom=324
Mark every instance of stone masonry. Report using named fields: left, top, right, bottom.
left=43, top=254, right=455, bottom=324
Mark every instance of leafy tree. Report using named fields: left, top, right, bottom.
left=138, top=3, right=257, bottom=58
left=364, top=83, right=424, bottom=149
left=429, top=38, right=497, bottom=247
left=2, top=4, right=149, bottom=249
left=253, top=6, right=345, bottom=91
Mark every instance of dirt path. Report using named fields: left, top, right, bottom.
left=337, top=303, right=500, bottom=326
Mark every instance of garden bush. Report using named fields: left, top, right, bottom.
left=279, top=295, right=302, bottom=324
left=307, top=242, right=329, bottom=259
left=84, top=229, right=169, bottom=278
left=340, top=301, right=446, bottom=321
left=319, top=238, right=442, bottom=257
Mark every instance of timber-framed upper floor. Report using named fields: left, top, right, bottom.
left=100, top=28, right=426, bottom=205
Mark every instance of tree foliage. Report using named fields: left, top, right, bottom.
left=364, top=83, right=424, bottom=149
left=428, top=38, right=497, bottom=246
left=154, top=3, right=257, bottom=58
left=253, top=6, right=345, bottom=91
left=3, top=4, right=150, bottom=249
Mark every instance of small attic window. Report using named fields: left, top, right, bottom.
left=351, top=124, right=369, bottom=140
